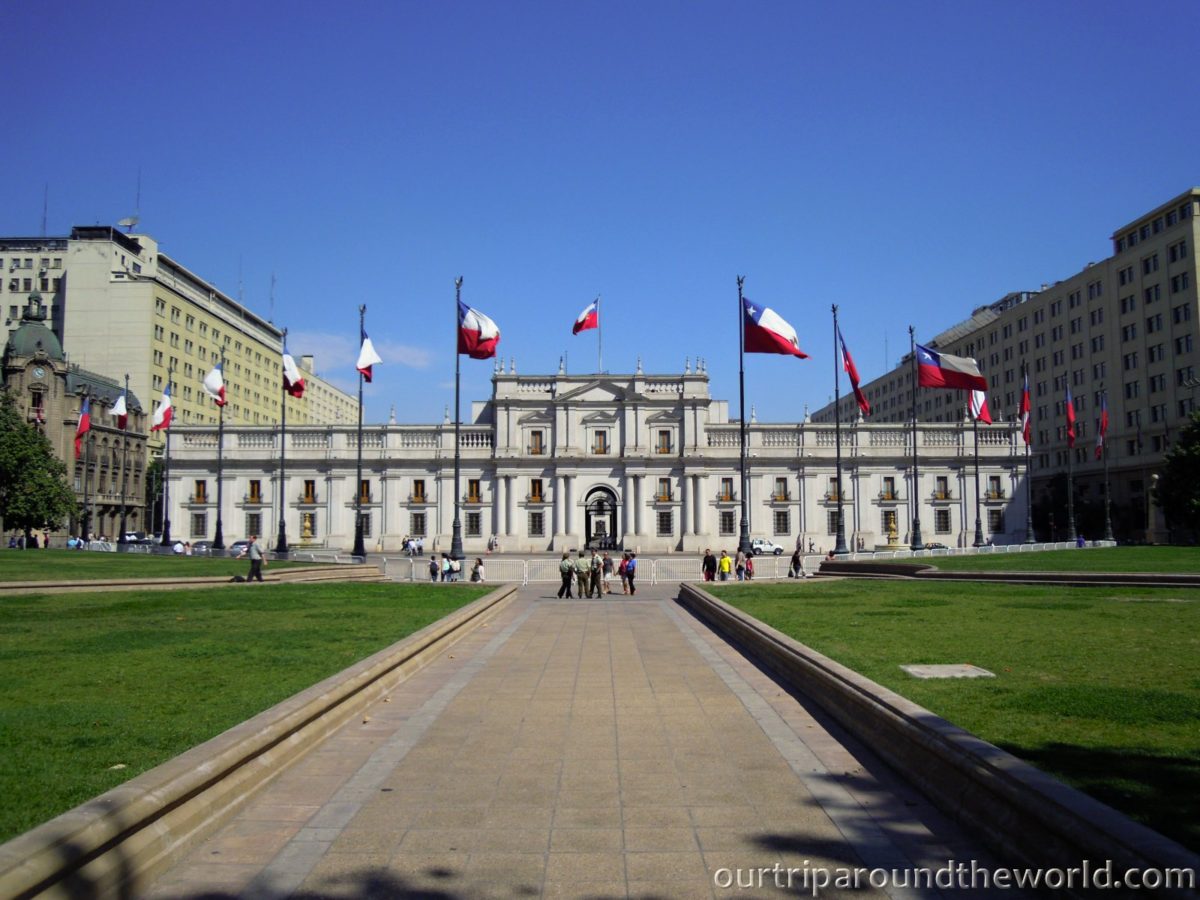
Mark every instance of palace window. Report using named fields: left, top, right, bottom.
left=191, top=513, right=207, bottom=538
left=193, top=479, right=207, bottom=503
left=528, top=511, right=544, bottom=537
left=773, top=510, right=790, bottom=535
left=467, top=478, right=481, bottom=503
left=466, top=512, right=482, bottom=537
left=410, top=512, right=426, bottom=537
left=934, top=509, right=951, bottom=533
left=657, top=511, right=673, bottom=536
left=719, top=511, right=735, bottom=535
left=412, top=479, right=426, bottom=502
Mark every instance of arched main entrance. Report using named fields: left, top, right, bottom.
left=585, top=486, right=620, bottom=550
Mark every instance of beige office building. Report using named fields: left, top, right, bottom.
left=814, top=188, right=1200, bottom=540
left=1, top=227, right=357, bottom=451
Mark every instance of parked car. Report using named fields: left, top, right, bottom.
left=191, top=540, right=214, bottom=554
left=750, top=538, right=784, bottom=556
left=229, top=540, right=250, bottom=556
left=924, top=541, right=948, bottom=550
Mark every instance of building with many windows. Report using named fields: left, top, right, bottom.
left=814, top=188, right=1200, bottom=541
left=0, top=227, right=357, bottom=450
left=167, top=368, right=1026, bottom=553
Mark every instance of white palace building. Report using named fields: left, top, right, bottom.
left=166, top=367, right=1028, bottom=554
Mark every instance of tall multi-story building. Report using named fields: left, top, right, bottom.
left=814, top=188, right=1200, bottom=540
left=0, top=227, right=357, bottom=449
left=167, top=368, right=1026, bottom=553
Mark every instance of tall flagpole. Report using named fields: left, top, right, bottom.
left=1102, top=389, right=1114, bottom=541
left=276, top=335, right=290, bottom=557
left=80, top=388, right=92, bottom=542
left=972, top=407, right=985, bottom=546
left=353, top=312, right=367, bottom=559
left=1023, top=362, right=1034, bottom=544
left=596, top=295, right=603, bottom=374
left=908, top=327, right=924, bottom=550
left=1066, top=375, right=1077, bottom=542
left=451, top=278, right=465, bottom=562
left=832, top=305, right=848, bottom=556
left=159, top=366, right=173, bottom=547
left=117, top=373, right=130, bottom=548
left=214, top=348, right=227, bottom=551
left=737, top=277, right=753, bottom=558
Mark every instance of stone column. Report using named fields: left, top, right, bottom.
left=505, top=474, right=515, bottom=536
left=553, top=474, right=564, bottom=536
left=693, top=474, right=704, bottom=535
left=633, top=475, right=643, bottom=536
left=494, top=474, right=505, bottom=538
left=623, top=473, right=634, bottom=539
left=681, top=472, right=691, bottom=536
left=564, top=475, right=575, bottom=538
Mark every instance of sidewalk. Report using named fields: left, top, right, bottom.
left=144, top=583, right=1006, bottom=899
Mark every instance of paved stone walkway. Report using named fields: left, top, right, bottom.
left=145, top=584, right=1006, bottom=899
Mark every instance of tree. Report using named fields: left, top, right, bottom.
left=0, top=389, right=78, bottom=547
left=1153, top=412, right=1200, bottom=539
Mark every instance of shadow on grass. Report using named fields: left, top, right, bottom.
left=997, top=741, right=1200, bottom=853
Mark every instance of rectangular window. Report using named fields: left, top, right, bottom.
left=1149, top=373, right=1166, bottom=393
left=773, top=510, right=790, bottom=535
left=303, top=479, right=316, bottom=503
left=773, top=476, right=788, bottom=501
left=528, top=511, right=544, bottom=537
left=719, top=511, right=735, bottom=536
left=1122, top=324, right=1138, bottom=341
left=466, top=512, right=482, bottom=537
left=935, top=509, right=951, bottom=534
left=529, top=478, right=543, bottom=502
left=987, top=509, right=1004, bottom=534
left=1149, top=344, right=1165, bottom=363
left=881, top=476, right=896, bottom=500
left=656, top=477, right=671, bottom=501
left=193, top=479, right=207, bottom=503
left=1123, top=352, right=1138, bottom=371
left=467, top=478, right=481, bottom=503
left=412, top=479, right=426, bottom=502
left=410, top=512, right=426, bottom=537
left=359, top=513, right=372, bottom=538
left=592, top=430, right=609, bottom=454
left=246, top=479, right=262, bottom=504
left=246, top=512, right=262, bottom=537
left=1176, top=335, right=1193, bottom=354
left=1125, top=381, right=1139, bottom=399
left=826, top=510, right=841, bottom=535
left=657, top=511, right=673, bottom=536
left=935, top=476, right=949, bottom=499
left=300, top=511, right=318, bottom=539
left=360, top=479, right=372, bottom=502
left=1145, top=285, right=1161, bottom=304
left=190, top=512, right=207, bottom=538
left=529, top=430, right=544, bottom=455
left=1172, top=304, right=1191, bottom=324
left=719, top=477, right=734, bottom=501
left=656, top=429, right=672, bottom=454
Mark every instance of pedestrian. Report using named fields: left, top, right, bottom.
left=184, top=541, right=193, bottom=556
left=702, top=548, right=717, bottom=582
left=808, top=539, right=815, bottom=554
left=42, top=531, right=49, bottom=550
left=7, top=535, right=16, bottom=549
left=788, top=549, right=802, bottom=578
left=237, top=534, right=266, bottom=583
left=471, top=557, right=485, bottom=582
left=441, top=553, right=451, bottom=582
left=618, top=552, right=630, bottom=594
left=173, top=540, right=185, bottom=554
left=745, top=555, right=754, bottom=580
left=574, top=549, right=591, bottom=598
left=735, top=549, right=747, bottom=581
left=589, top=549, right=603, bottom=598
left=557, top=551, right=574, bottom=598
left=718, top=550, right=732, bottom=581
left=601, top=552, right=614, bottom=594
left=626, top=552, right=638, bottom=595
left=429, top=554, right=439, bottom=582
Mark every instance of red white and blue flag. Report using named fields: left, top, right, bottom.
left=1020, top=371, right=1032, bottom=446
left=74, top=396, right=91, bottom=458
left=838, top=327, right=869, bottom=415
left=742, top=298, right=808, bottom=358
left=110, top=392, right=128, bottom=431
left=915, top=343, right=987, bottom=392
left=203, top=363, right=227, bottom=407
left=458, top=300, right=501, bottom=359
left=573, top=299, right=599, bottom=335
left=151, top=384, right=173, bottom=432
left=356, top=328, right=383, bottom=382
left=1096, top=393, right=1108, bottom=459
left=1065, top=384, right=1076, bottom=448
left=969, top=389, right=992, bottom=424
left=282, top=343, right=306, bottom=397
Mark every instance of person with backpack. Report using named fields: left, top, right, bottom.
left=625, top=552, right=638, bottom=595
left=618, top=553, right=630, bottom=594
left=429, top=555, right=440, bottom=582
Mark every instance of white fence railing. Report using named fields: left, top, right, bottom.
left=379, top=540, right=1117, bottom=585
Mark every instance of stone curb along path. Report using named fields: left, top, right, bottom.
left=0, top=583, right=517, bottom=900
left=677, top=582, right=1200, bottom=897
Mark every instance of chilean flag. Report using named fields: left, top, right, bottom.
left=282, top=344, right=306, bottom=398
left=742, top=298, right=808, bottom=358
left=110, top=392, right=128, bottom=431
left=968, top=389, right=992, bottom=424
left=1065, top=384, right=1076, bottom=448
left=1095, top=393, right=1108, bottom=459
left=457, top=300, right=501, bottom=359
left=356, top=327, right=383, bottom=382
left=1019, top=371, right=1032, bottom=446
left=915, top=343, right=987, bottom=392
left=151, top=384, right=173, bottom=432
left=573, top=299, right=599, bottom=334
left=203, top=363, right=227, bottom=406
left=839, top=327, right=870, bottom=415
left=74, top=396, right=91, bottom=458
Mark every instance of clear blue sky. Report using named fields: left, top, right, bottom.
left=6, top=0, right=1199, bottom=424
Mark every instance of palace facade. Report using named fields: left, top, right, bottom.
left=167, top=369, right=1027, bottom=554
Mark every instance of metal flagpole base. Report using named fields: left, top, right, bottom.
left=910, top=518, right=924, bottom=551
left=352, top=519, right=365, bottom=559
left=973, top=519, right=985, bottom=547
left=450, top=522, right=464, bottom=561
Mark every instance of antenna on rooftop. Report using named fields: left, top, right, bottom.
left=118, top=167, right=142, bottom=233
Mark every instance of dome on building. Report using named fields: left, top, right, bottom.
left=3, top=291, right=64, bottom=363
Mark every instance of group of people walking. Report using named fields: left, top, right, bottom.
left=699, top=547, right=812, bottom=581
left=556, top=549, right=637, bottom=598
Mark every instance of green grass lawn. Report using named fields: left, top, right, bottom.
left=0, top=582, right=489, bottom=841
left=711, top=579, right=1200, bottom=851
left=928, top=545, right=1200, bottom=573
left=0, top=548, right=312, bottom=582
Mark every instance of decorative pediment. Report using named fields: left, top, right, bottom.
left=644, top=409, right=680, bottom=424
left=580, top=409, right=619, bottom=425
left=554, top=379, right=628, bottom=404
left=517, top=410, right=555, bottom=425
